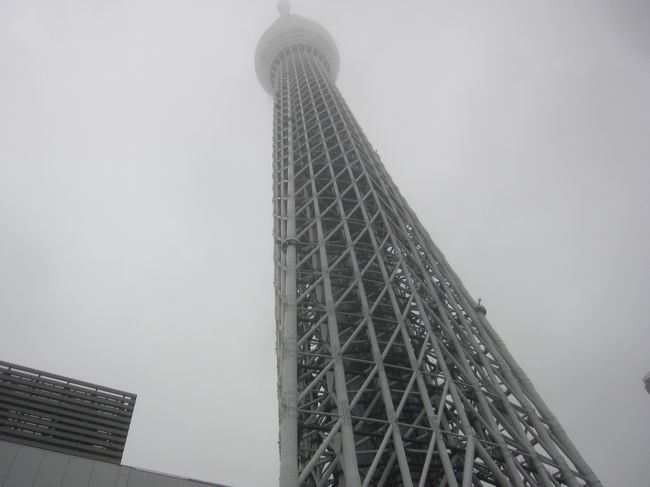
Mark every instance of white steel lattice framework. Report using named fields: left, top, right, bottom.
left=256, top=9, right=602, bottom=487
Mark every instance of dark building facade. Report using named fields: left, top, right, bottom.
left=0, top=361, right=228, bottom=487
left=0, top=360, right=135, bottom=464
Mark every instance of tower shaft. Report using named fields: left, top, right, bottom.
left=262, top=18, right=601, bottom=487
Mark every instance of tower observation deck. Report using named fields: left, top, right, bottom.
left=256, top=7, right=601, bottom=487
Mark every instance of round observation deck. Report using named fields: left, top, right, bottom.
left=255, top=14, right=340, bottom=95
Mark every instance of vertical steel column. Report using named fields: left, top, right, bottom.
left=278, top=64, right=299, bottom=486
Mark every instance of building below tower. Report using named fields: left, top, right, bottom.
left=0, top=360, right=136, bottom=464
left=0, top=360, right=229, bottom=487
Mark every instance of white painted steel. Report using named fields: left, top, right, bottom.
left=278, top=89, right=299, bottom=487
left=257, top=11, right=601, bottom=487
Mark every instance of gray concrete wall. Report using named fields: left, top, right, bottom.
left=0, top=440, right=228, bottom=487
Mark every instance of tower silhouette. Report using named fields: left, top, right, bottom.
left=256, top=7, right=601, bottom=487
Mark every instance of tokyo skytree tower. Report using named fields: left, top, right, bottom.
left=255, top=5, right=601, bottom=487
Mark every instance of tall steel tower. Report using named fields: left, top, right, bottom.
left=256, top=6, right=601, bottom=487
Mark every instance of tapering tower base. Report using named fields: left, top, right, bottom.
left=257, top=9, right=601, bottom=487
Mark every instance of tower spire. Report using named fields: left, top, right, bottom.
left=277, top=1, right=290, bottom=17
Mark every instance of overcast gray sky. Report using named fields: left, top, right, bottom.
left=1, top=1, right=649, bottom=485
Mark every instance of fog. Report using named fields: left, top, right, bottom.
left=1, top=1, right=648, bottom=485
